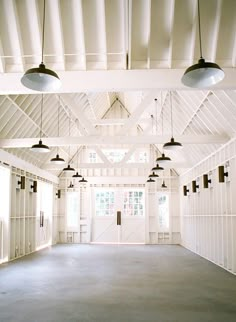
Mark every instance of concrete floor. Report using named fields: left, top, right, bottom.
left=0, top=245, right=236, bottom=322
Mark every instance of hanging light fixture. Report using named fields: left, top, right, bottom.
left=21, top=0, right=61, bottom=91
left=73, top=148, right=82, bottom=178
left=79, top=177, right=88, bottom=183
left=50, top=96, right=65, bottom=164
left=147, top=178, right=155, bottom=183
left=181, top=0, right=224, bottom=88
left=161, top=180, right=167, bottom=188
left=68, top=182, right=74, bottom=189
left=63, top=113, right=75, bottom=172
left=156, top=153, right=171, bottom=164
left=151, top=164, right=164, bottom=172
left=31, top=94, right=50, bottom=153
left=156, top=98, right=171, bottom=164
left=163, top=92, right=182, bottom=151
left=149, top=172, right=159, bottom=178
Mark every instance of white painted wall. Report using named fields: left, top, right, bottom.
left=180, top=138, right=236, bottom=275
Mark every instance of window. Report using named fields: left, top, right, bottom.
left=0, top=165, right=10, bottom=262
left=67, top=192, right=79, bottom=227
left=123, top=190, right=145, bottom=216
left=95, top=190, right=115, bottom=216
left=89, top=152, right=97, bottom=163
left=139, top=151, right=148, bottom=163
left=37, top=181, right=53, bottom=222
left=0, top=166, right=10, bottom=222
left=102, top=149, right=127, bottom=163
left=158, top=194, right=169, bottom=229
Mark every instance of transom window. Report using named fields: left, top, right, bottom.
left=89, top=152, right=97, bottom=163
left=102, top=149, right=127, bottom=163
left=95, top=190, right=115, bottom=216
left=123, top=190, right=145, bottom=216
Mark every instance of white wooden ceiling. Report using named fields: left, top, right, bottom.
left=0, top=0, right=236, bottom=176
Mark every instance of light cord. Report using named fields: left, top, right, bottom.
left=197, top=0, right=203, bottom=58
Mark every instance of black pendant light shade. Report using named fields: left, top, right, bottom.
left=31, top=139, right=50, bottom=153
left=21, top=0, right=61, bottom=91
left=63, top=164, right=75, bottom=172
left=147, top=178, right=155, bottom=183
left=181, top=0, right=224, bottom=88
left=72, top=172, right=82, bottom=178
left=161, top=180, right=167, bottom=188
left=149, top=172, right=159, bottom=178
left=31, top=94, right=50, bottom=153
left=21, top=63, right=61, bottom=92
left=181, top=58, right=224, bottom=88
left=156, top=153, right=171, bottom=164
left=163, top=92, right=183, bottom=151
left=50, top=97, right=65, bottom=164
left=151, top=164, right=164, bottom=172
left=79, top=177, right=88, bottom=183
left=68, top=182, right=74, bottom=189
left=163, top=137, right=182, bottom=151
left=50, top=153, right=65, bottom=164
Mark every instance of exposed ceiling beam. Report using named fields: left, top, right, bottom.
left=0, top=134, right=229, bottom=149
left=44, top=162, right=191, bottom=170
left=1, top=68, right=236, bottom=94
left=61, top=95, right=98, bottom=135
left=117, top=91, right=157, bottom=135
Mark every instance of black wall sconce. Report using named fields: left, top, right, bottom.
left=117, top=211, right=121, bottom=226
left=31, top=180, right=37, bottom=193
left=56, top=189, right=61, bottom=199
left=218, top=165, right=228, bottom=183
left=203, top=174, right=211, bottom=188
left=183, top=185, right=189, bottom=196
left=192, top=180, right=199, bottom=193
left=17, top=176, right=25, bottom=189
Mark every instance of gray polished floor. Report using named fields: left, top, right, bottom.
left=0, top=244, right=236, bottom=322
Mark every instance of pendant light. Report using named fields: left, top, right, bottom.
left=50, top=96, right=65, bottom=164
left=156, top=97, right=171, bottom=164
left=149, top=172, right=159, bottom=178
left=79, top=177, right=88, bottom=183
left=181, top=0, right=224, bottom=88
left=161, top=180, right=167, bottom=188
left=68, top=182, right=74, bottom=189
left=73, top=148, right=82, bottom=178
left=147, top=178, right=155, bottom=183
left=163, top=92, right=182, bottom=151
left=63, top=114, right=75, bottom=172
left=21, top=0, right=61, bottom=91
left=31, top=94, right=50, bottom=153
left=152, top=164, right=164, bottom=172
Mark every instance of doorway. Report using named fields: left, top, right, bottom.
left=91, top=188, right=145, bottom=244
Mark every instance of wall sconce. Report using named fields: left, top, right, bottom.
left=56, top=189, right=61, bottom=199
left=218, top=165, right=228, bottom=183
left=192, top=180, right=199, bottom=193
left=203, top=174, right=211, bottom=188
left=30, top=180, right=37, bottom=193
left=17, top=176, right=25, bottom=190
left=183, top=185, right=189, bottom=196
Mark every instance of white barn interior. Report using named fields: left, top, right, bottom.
left=0, top=0, right=236, bottom=321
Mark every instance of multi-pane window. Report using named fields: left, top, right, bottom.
left=139, top=151, right=148, bottom=163
left=123, top=190, right=145, bottom=216
left=89, top=152, right=97, bottom=163
left=158, top=194, right=169, bottom=229
left=67, top=192, right=79, bottom=227
left=95, top=190, right=115, bottom=216
left=102, top=149, right=127, bottom=163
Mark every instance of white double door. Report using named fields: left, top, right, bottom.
left=91, top=188, right=145, bottom=244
